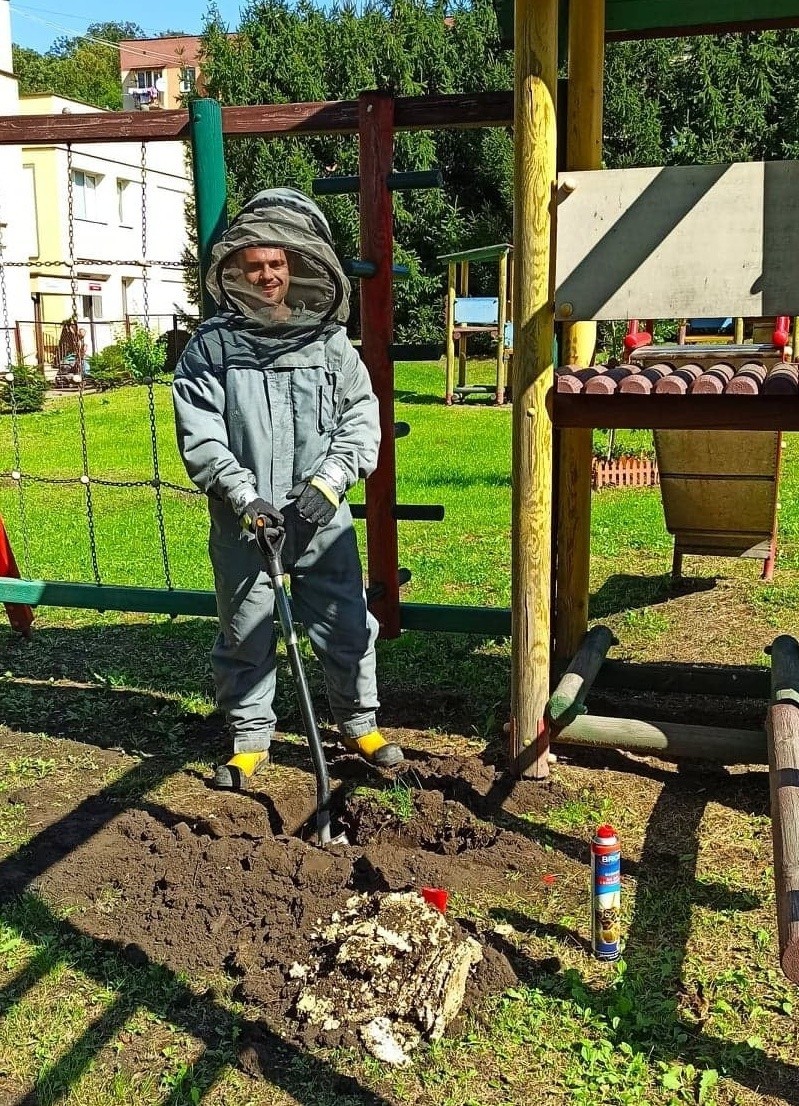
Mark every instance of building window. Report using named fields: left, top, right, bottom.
left=179, top=67, right=196, bottom=93
left=134, top=69, right=162, bottom=89
left=82, top=294, right=102, bottom=320
left=72, top=170, right=101, bottom=221
left=117, top=179, right=132, bottom=225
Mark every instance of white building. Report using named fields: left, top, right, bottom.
left=20, top=93, right=194, bottom=362
left=0, top=0, right=37, bottom=361
left=0, top=0, right=195, bottom=367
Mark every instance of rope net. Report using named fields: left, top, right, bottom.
left=0, top=137, right=210, bottom=596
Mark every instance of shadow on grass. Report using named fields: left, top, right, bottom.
left=0, top=761, right=395, bottom=1106
left=588, top=572, right=715, bottom=621
left=0, top=620, right=514, bottom=743
left=485, top=765, right=796, bottom=1101
left=0, top=622, right=793, bottom=1100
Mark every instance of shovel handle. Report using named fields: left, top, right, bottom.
left=254, top=518, right=286, bottom=576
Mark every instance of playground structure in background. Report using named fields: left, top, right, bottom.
left=4, top=0, right=799, bottom=981
left=614, top=314, right=794, bottom=581
left=439, top=243, right=513, bottom=405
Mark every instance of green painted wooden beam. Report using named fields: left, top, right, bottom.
left=0, top=578, right=512, bottom=635
left=495, top=0, right=799, bottom=49
left=188, top=99, right=228, bottom=320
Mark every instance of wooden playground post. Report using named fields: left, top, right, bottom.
left=510, top=0, right=558, bottom=777
left=359, top=90, right=401, bottom=639
left=496, top=250, right=508, bottom=404
left=554, top=0, right=605, bottom=662
left=445, top=262, right=456, bottom=404
left=457, top=261, right=469, bottom=389
left=767, top=633, right=799, bottom=983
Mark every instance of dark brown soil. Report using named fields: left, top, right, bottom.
left=0, top=742, right=555, bottom=1054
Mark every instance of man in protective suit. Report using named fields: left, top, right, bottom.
left=173, top=188, right=404, bottom=789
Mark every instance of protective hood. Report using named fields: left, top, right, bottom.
left=206, top=188, right=351, bottom=333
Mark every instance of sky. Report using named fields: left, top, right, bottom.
left=8, top=1, right=246, bottom=52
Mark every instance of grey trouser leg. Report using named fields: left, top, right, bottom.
left=210, top=535, right=277, bottom=754
left=291, top=526, right=380, bottom=738
left=210, top=524, right=379, bottom=752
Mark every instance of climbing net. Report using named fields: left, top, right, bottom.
left=0, top=138, right=205, bottom=599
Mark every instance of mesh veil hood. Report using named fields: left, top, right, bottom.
left=206, top=188, right=351, bottom=332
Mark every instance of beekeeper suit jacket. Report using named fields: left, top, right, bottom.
left=172, top=188, right=381, bottom=750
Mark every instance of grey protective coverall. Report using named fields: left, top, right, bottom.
left=173, top=189, right=381, bottom=753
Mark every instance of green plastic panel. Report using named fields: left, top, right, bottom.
left=496, top=0, right=799, bottom=49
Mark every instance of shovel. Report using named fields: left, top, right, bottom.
left=254, top=518, right=333, bottom=846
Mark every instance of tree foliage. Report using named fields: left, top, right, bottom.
left=13, top=21, right=145, bottom=111
left=603, top=31, right=799, bottom=168
left=200, top=0, right=513, bottom=340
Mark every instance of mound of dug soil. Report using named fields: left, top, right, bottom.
left=7, top=752, right=563, bottom=1057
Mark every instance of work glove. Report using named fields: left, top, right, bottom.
left=239, top=497, right=284, bottom=536
left=288, top=476, right=340, bottom=527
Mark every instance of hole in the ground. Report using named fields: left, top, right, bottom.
left=340, top=789, right=500, bottom=854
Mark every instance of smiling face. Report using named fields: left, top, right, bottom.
left=234, top=246, right=290, bottom=305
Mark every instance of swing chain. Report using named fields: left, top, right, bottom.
left=67, top=143, right=102, bottom=585
left=141, top=141, right=173, bottom=590
left=0, top=222, right=31, bottom=574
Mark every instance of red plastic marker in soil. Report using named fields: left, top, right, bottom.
left=421, top=887, right=449, bottom=913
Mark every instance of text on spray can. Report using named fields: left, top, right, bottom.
left=591, top=823, right=621, bottom=961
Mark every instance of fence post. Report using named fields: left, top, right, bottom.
left=189, top=98, right=229, bottom=320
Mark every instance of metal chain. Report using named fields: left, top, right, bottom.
left=3, top=258, right=188, bottom=269
left=0, top=471, right=201, bottom=495
left=67, top=144, right=101, bottom=585
left=0, top=223, right=32, bottom=574
left=140, top=141, right=173, bottom=589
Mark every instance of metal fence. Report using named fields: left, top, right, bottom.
left=3, top=313, right=199, bottom=375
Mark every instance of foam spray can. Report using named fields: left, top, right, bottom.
left=591, top=823, right=621, bottom=961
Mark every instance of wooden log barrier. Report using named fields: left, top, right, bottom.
left=764, top=364, right=799, bottom=396
left=692, top=363, right=735, bottom=394
left=619, top=363, right=672, bottom=394
left=555, top=365, right=605, bottom=393
left=654, top=364, right=703, bottom=394
left=584, top=365, right=638, bottom=394
left=554, top=713, right=766, bottom=763
left=767, top=633, right=799, bottom=982
left=548, top=625, right=617, bottom=728
left=726, top=361, right=768, bottom=396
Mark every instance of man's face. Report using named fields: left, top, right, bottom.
left=235, top=246, right=290, bottom=304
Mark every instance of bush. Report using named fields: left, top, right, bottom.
left=0, top=363, right=47, bottom=413
left=87, top=343, right=133, bottom=390
left=118, top=324, right=167, bottom=381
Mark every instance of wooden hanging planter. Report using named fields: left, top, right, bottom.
left=592, top=455, right=659, bottom=490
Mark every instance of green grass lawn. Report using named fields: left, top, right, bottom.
left=1, top=361, right=797, bottom=668
left=1, top=363, right=799, bottom=1105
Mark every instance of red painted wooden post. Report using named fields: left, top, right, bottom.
left=0, top=514, right=33, bottom=637
left=359, top=91, right=401, bottom=638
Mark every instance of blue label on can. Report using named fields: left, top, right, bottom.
left=592, top=890, right=621, bottom=960
left=592, top=848, right=621, bottom=960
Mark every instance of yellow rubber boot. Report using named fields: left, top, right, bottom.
left=213, top=750, right=269, bottom=790
left=341, top=730, right=404, bottom=768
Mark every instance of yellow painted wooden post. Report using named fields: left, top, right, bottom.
left=458, top=261, right=469, bottom=389
left=445, top=261, right=456, bottom=404
left=510, top=0, right=558, bottom=778
left=554, top=0, right=606, bottom=662
left=735, top=316, right=745, bottom=344
left=496, top=250, right=508, bottom=404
